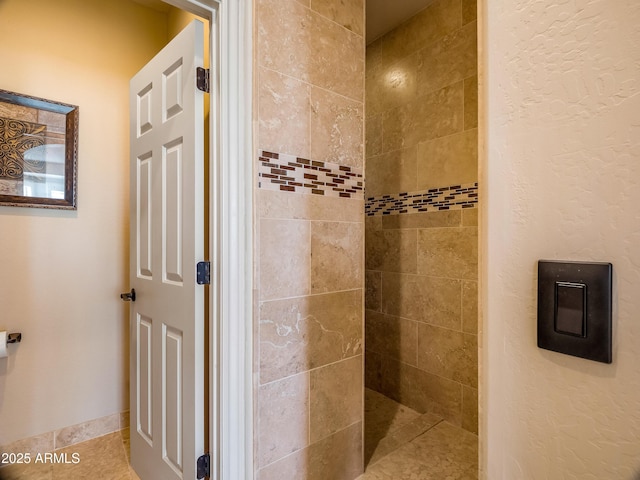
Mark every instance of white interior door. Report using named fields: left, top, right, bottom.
left=128, top=19, right=205, bottom=480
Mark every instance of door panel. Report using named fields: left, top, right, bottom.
left=163, top=324, right=183, bottom=474
left=129, top=19, right=205, bottom=480
left=163, top=140, right=183, bottom=285
left=137, top=314, right=153, bottom=444
left=137, top=153, right=153, bottom=279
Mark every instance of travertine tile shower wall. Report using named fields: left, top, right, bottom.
left=254, top=0, right=365, bottom=479
left=364, top=0, right=479, bottom=434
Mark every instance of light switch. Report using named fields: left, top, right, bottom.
left=555, top=282, right=586, bottom=337
left=538, top=261, right=612, bottom=364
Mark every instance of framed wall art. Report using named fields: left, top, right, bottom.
left=0, top=89, right=78, bottom=209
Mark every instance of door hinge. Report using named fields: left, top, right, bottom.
left=197, top=261, right=211, bottom=285
left=197, top=453, right=210, bottom=479
left=196, top=67, right=210, bottom=93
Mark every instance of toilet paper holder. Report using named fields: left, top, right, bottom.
left=7, top=333, right=22, bottom=344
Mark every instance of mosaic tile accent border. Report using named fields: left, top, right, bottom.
left=257, top=150, right=364, bottom=199
left=365, top=182, right=478, bottom=216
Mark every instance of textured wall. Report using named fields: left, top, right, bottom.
left=365, top=0, right=478, bottom=434
left=483, top=0, right=640, bottom=477
left=253, top=0, right=365, bottom=478
left=0, top=0, right=168, bottom=445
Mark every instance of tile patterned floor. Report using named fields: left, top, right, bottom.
left=1, top=389, right=477, bottom=480
left=360, top=388, right=478, bottom=480
left=0, top=429, right=140, bottom=480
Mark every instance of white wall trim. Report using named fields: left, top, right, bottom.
left=215, top=0, right=254, bottom=479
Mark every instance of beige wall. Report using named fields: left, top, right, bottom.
left=483, top=0, right=640, bottom=477
left=253, top=0, right=365, bottom=478
left=0, top=0, right=168, bottom=445
left=365, top=0, right=478, bottom=434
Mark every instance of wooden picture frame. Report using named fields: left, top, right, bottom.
left=0, top=89, right=78, bottom=209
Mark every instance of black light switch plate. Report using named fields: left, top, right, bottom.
left=537, top=261, right=612, bottom=363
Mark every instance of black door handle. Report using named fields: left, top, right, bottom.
left=120, top=288, right=136, bottom=302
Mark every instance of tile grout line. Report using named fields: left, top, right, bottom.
left=258, top=64, right=364, bottom=105
left=260, top=287, right=363, bottom=304
left=307, top=218, right=312, bottom=320
left=258, top=418, right=362, bottom=472
left=365, top=313, right=474, bottom=338
left=363, top=347, right=477, bottom=391
left=260, top=214, right=365, bottom=223
left=365, top=270, right=477, bottom=283
left=366, top=125, right=479, bottom=161
left=307, top=7, right=365, bottom=44
left=461, top=281, right=465, bottom=332
left=364, top=392, right=447, bottom=469
left=258, top=354, right=364, bottom=388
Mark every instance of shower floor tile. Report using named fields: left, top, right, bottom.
left=365, top=388, right=423, bottom=441
left=362, top=389, right=478, bottom=480
left=2, top=390, right=477, bottom=480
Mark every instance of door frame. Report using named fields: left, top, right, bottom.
left=159, top=1, right=253, bottom=479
